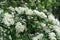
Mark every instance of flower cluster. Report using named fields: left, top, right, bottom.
left=0, top=7, right=60, bottom=40
left=3, top=13, right=14, bottom=26
left=15, top=22, right=26, bottom=33
left=32, top=33, right=44, bottom=40
left=49, top=32, right=57, bottom=40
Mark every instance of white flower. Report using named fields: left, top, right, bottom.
left=53, top=19, right=60, bottom=25
left=43, top=9, right=47, bottom=12
left=40, top=12, right=47, bottom=18
left=48, top=14, right=59, bottom=25
left=25, top=9, right=34, bottom=15
left=55, top=19, right=60, bottom=25
left=32, top=33, right=44, bottom=40
left=32, top=37, right=38, bottom=40
left=15, top=7, right=25, bottom=14
left=42, top=25, right=51, bottom=33
left=33, top=10, right=40, bottom=15
left=48, top=14, right=55, bottom=21
left=53, top=26, right=60, bottom=39
left=3, top=13, right=14, bottom=26
left=15, top=22, right=26, bottom=33
left=33, top=10, right=47, bottom=18
left=49, top=32, right=57, bottom=40
left=19, top=7, right=26, bottom=13
left=40, top=23, right=51, bottom=33
left=8, top=6, right=15, bottom=11
left=40, top=23, right=46, bottom=27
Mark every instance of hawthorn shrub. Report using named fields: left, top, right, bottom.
left=0, top=0, right=60, bottom=40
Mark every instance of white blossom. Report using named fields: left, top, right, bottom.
left=49, top=32, right=57, bottom=40
left=55, top=19, right=60, bottom=25
left=33, top=10, right=47, bottom=18
left=53, top=26, right=60, bottom=39
left=43, top=26, right=51, bottom=33
left=32, top=33, right=44, bottom=40
left=0, top=6, right=60, bottom=40
left=15, top=7, right=25, bottom=14
left=48, top=14, right=59, bottom=25
left=40, top=23, right=46, bottom=27
left=3, top=13, right=14, bottom=26
left=48, top=14, right=55, bottom=21
left=25, top=9, right=34, bottom=15
left=15, top=22, right=26, bottom=33
left=43, top=9, right=47, bottom=12
left=8, top=6, right=15, bottom=11
left=41, top=23, right=51, bottom=33
left=32, top=37, right=38, bottom=40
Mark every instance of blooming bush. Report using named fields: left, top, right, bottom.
left=0, top=6, right=60, bottom=40
left=0, top=0, right=60, bottom=40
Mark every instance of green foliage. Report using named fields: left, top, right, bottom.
left=0, top=0, right=56, bottom=11
left=0, top=0, right=60, bottom=40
